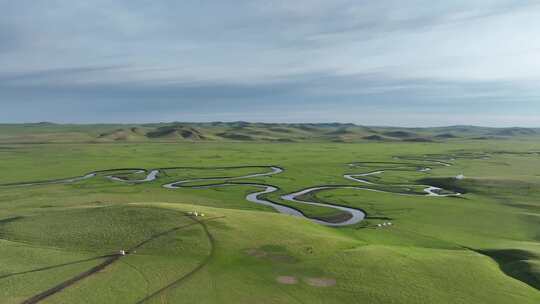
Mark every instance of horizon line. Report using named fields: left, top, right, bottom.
left=0, top=121, right=538, bottom=129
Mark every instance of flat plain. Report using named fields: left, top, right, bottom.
left=1, top=123, right=539, bottom=303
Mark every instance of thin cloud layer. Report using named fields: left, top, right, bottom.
left=0, top=0, right=539, bottom=126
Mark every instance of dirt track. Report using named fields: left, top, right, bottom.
left=134, top=217, right=217, bottom=303
left=19, top=217, right=222, bottom=304
left=21, top=255, right=121, bottom=304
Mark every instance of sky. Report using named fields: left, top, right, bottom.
left=0, top=0, right=539, bottom=126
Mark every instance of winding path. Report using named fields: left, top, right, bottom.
left=17, top=216, right=222, bottom=304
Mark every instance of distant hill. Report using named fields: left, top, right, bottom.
left=363, top=135, right=386, bottom=141
left=382, top=131, right=416, bottom=138
left=146, top=125, right=206, bottom=140
left=0, top=122, right=538, bottom=143
left=434, top=133, right=457, bottom=139
left=98, top=127, right=146, bottom=141
left=488, top=127, right=537, bottom=137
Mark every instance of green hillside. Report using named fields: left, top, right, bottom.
left=0, top=135, right=539, bottom=303
left=0, top=122, right=538, bottom=144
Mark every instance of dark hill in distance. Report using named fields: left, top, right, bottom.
left=435, top=133, right=458, bottom=139
left=363, top=135, right=386, bottom=141
left=146, top=125, right=206, bottom=140
left=98, top=127, right=146, bottom=141
left=488, top=127, right=537, bottom=137
left=0, top=122, right=538, bottom=144
left=382, top=131, right=416, bottom=138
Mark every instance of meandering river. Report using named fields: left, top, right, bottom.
left=0, top=159, right=463, bottom=226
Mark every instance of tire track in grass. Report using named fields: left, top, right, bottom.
left=0, top=254, right=117, bottom=280
left=19, top=216, right=222, bottom=304
left=120, top=259, right=151, bottom=299
left=21, top=254, right=121, bottom=304
left=134, top=216, right=219, bottom=304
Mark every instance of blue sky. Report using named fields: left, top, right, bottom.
left=0, top=0, right=539, bottom=126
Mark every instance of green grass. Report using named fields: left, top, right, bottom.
left=0, top=138, right=539, bottom=303
left=1, top=122, right=539, bottom=143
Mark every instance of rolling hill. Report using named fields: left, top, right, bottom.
left=0, top=122, right=538, bottom=144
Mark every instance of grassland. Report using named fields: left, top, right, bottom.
left=0, top=125, right=539, bottom=303
left=0, top=122, right=539, bottom=144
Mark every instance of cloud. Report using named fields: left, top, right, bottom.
left=1, top=70, right=538, bottom=125
left=0, top=65, right=129, bottom=86
left=0, top=1, right=539, bottom=125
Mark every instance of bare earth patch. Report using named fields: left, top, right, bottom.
left=245, top=248, right=267, bottom=258
left=276, top=276, right=298, bottom=285
left=268, top=254, right=297, bottom=263
left=304, top=277, right=336, bottom=287
left=245, top=247, right=298, bottom=263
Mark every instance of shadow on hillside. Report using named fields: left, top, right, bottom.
left=474, top=248, right=540, bottom=291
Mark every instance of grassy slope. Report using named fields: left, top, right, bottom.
left=1, top=122, right=539, bottom=143
left=0, top=140, right=539, bottom=303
